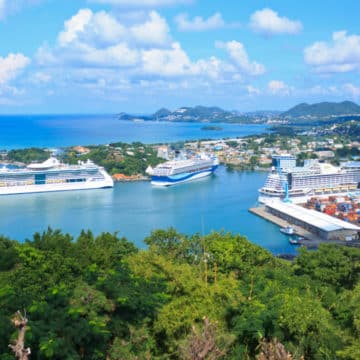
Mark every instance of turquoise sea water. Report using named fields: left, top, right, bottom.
left=0, top=114, right=268, bottom=149
left=0, top=115, right=296, bottom=254
left=0, top=166, right=298, bottom=255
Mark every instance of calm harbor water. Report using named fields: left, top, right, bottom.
left=0, top=115, right=295, bottom=254
left=0, top=167, right=298, bottom=255
left=0, top=114, right=268, bottom=149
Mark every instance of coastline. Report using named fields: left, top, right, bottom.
left=112, top=174, right=149, bottom=182
left=0, top=116, right=269, bottom=150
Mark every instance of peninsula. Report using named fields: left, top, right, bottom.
left=117, top=101, right=360, bottom=125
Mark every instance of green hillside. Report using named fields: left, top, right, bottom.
left=282, top=101, right=360, bottom=118
left=118, top=105, right=253, bottom=123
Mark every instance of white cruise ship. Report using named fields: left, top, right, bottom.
left=149, top=155, right=219, bottom=186
left=259, top=160, right=360, bottom=204
left=0, top=157, right=113, bottom=195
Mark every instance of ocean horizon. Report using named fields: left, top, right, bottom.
left=0, top=114, right=269, bottom=149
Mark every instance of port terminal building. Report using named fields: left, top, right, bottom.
left=265, top=202, right=360, bottom=241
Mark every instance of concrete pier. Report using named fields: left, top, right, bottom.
left=250, top=206, right=360, bottom=249
left=249, top=206, right=326, bottom=248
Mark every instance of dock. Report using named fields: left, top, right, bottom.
left=249, top=206, right=330, bottom=248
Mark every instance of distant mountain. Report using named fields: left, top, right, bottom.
left=159, top=106, right=230, bottom=122
left=116, top=112, right=152, bottom=121
left=282, top=101, right=360, bottom=118
left=117, top=102, right=360, bottom=125
left=117, top=106, right=264, bottom=123
left=153, top=108, right=171, bottom=119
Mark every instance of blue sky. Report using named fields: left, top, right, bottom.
left=1, top=0, right=360, bottom=113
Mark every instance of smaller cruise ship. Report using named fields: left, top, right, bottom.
left=149, top=155, right=219, bottom=186
left=0, top=157, right=113, bottom=195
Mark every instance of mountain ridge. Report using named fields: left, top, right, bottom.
left=117, top=101, right=360, bottom=124
left=281, top=101, right=360, bottom=118
left=117, top=105, right=273, bottom=124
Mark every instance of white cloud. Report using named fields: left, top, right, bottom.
left=0, top=52, right=29, bottom=105
left=0, top=0, right=4, bottom=19
left=140, top=43, right=234, bottom=79
left=0, top=0, right=42, bottom=20
left=58, top=9, right=126, bottom=47
left=304, top=31, right=360, bottom=73
left=78, top=43, right=140, bottom=67
left=307, top=85, right=337, bottom=96
left=174, top=12, right=225, bottom=31
left=89, top=0, right=191, bottom=7
left=58, top=9, right=93, bottom=46
left=36, top=9, right=186, bottom=78
left=55, top=8, right=170, bottom=50
left=34, top=8, right=266, bottom=100
left=343, top=83, right=360, bottom=98
left=217, top=41, right=265, bottom=75
left=131, top=11, right=170, bottom=46
left=0, top=53, right=30, bottom=84
left=141, top=42, right=191, bottom=76
left=250, top=8, right=302, bottom=35
left=39, top=9, right=177, bottom=68
left=193, top=56, right=235, bottom=80
left=0, top=84, right=26, bottom=105
left=282, top=83, right=360, bottom=99
left=32, top=72, right=51, bottom=83
left=247, top=85, right=261, bottom=95
left=268, top=80, right=291, bottom=95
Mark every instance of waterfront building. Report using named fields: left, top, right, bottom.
left=265, top=202, right=360, bottom=241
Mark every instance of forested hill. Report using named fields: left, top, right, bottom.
left=1, top=228, right=360, bottom=359
left=117, top=106, right=267, bottom=123
left=282, top=101, right=360, bottom=118
left=117, top=102, right=360, bottom=124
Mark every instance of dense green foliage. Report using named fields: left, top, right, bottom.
left=6, top=148, right=50, bottom=164
left=1, top=229, right=360, bottom=359
left=62, top=142, right=163, bottom=176
left=269, top=126, right=296, bottom=137
left=332, top=121, right=360, bottom=140
left=335, top=146, right=360, bottom=160
left=3, top=143, right=163, bottom=176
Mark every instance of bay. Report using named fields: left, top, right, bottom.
left=0, top=114, right=268, bottom=149
left=0, top=166, right=298, bottom=255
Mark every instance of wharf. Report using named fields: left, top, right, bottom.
left=249, top=206, right=324, bottom=248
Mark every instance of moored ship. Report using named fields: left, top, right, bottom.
left=0, top=157, right=113, bottom=195
left=149, top=155, right=219, bottom=186
left=259, top=158, right=360, bottom=204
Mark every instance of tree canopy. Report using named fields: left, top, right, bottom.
left=0, top=228, right=359, bottom=359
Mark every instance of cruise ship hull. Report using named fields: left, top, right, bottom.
left=0, top=166, right=114, bottom=195
left=260, top=191, right=347, bottom=205
left=151, top=165, right=218, bottom=186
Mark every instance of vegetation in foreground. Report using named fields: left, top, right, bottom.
left=0, top=228, right=360, bottom=359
